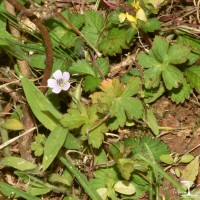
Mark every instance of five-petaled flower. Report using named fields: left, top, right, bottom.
left=119, top=0, right=147, bottom=27
left=47, top=70, right=70, bottom=94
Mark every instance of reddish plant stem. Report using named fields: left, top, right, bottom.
left=160, top=17, right=200, bottom=27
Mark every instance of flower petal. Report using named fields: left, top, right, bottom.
left=126, top=13, right=136, bottom=23
left=63, top=72, right=70, bottom=81
left=52, top=86, right=62, bottom=94
left=62, top=82, right=70, bottom=91
left=136, top=8, right=147, bottom=22
left=47, top=79, right=57, bottom=88
left=119, top=13, right=126, bottom=23
left=52, top=70, right=62, bottom=79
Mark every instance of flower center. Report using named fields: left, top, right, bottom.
left=57, top=78, right=65, bottom=87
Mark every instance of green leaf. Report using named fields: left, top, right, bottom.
left=62, top=9, right=84, bottom=29
left=63, top=132, right=81, bottom=150
left=179, top=154, right=194, bottom=164
left=178, top=35, right=200, bottom=54
left=42, top=125, right=68, bottom=171
left=0, top=181, right=40, bottom=200
left=26, top=187, right=51, bottom=196
left=185, top=65, right=200, bottom=92
left=114, top=180, right=136, bottom=195
left=95, top=57, right=110, bottom=77
left=144, top=67, right=162, bottom=88
left=88, top=123, right=107, bottom=148
left=143, top=84, right=165, bottom=103
left=99, top=28, right=129, bottom=56
left=165, top=44, right=190, bottom=64
left=116, top=157, right=135, bottom=180
left=1, top=118, right=23, bottom=130
left=121, top=77, right=141, bottom=97
left=143, top=109, right=159, bottom=135
left=126, top=136, right=170, bottom=161
left=84, top=75, right=102, bottom=92
left=151, top=36, right=169, bottom=62
left=159, top=154, right=174, bottom=164
left=31, top=142, right=43, bottom=157
left=143, top=18, right=161, bottom=32
left=28, top=54, right=45, bottom=69
left=69, top=59, right=96, bottom=76
left=169, top=79, right=192, bottom=104
left=119, top=97, right=144, bottom=119
left=21, top=75, right=62, bottom=131
left=61, top=31, right=77, bottom=48
left=162, top=65, right=183, bottom=90
left=0, top=156, right=37, bottom=171
left=61, top=108, right=88, bottom=129
left=81, top=10, right=104, bottom=47
left=137, top=51, right=161, bottom=69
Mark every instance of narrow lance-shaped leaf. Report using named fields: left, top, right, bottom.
left=0, top=156, right=37, bottom=171
left=43, top=125, right=68, bottom=171
left=20, top=75, right=62, bottom=131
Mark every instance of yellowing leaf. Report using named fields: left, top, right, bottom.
left=114, top=180, right=136, bottom=195
left=96, top=188, right=108, bottom=200
left=181, top=156, right=199, bottom=182
left=1, top=118, right=23, bottom=130
left=179, top=154, right=194, bottom=164
left=148, top=0, right=165, bottom=9
left=160, top=154, right=174, bottom=164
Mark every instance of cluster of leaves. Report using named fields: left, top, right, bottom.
left=0, top=0, right=200, bottom=199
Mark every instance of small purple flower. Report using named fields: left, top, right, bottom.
left=47, top=70, right=70, bottom=94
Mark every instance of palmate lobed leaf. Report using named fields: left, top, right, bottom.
left=91, top=79, right=144, bottom=130
left=99, top=79, right=124, bottom=97
left=61, top=108, right=88, bottom=129
left=81, top=10, right=104, bottom=47
left=124, top=136, right=170, bottom=161
left=98, top=28, right=129, bottom=56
